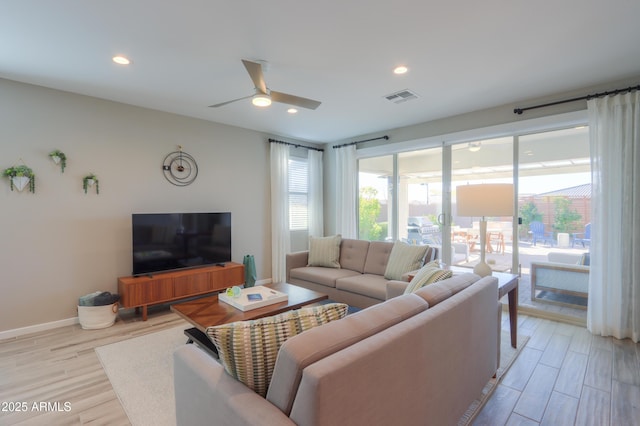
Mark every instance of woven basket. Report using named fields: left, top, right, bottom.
left=78, top=303, right=118, bottom=330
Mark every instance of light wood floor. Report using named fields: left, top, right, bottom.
left=474, top=311, right=640, bottom=425
left=0, top=307, right=188, bottom=425
left=1, top=306, right=638, bottom=425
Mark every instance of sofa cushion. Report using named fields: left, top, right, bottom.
left=403, top=261, right=453, bottom=294
left=307, top=234, right=342, bottom=268
left=336, top=273, right=389, bottom=301
left=339, top=238, right=370, bottom=273
left=266, top=293, right=429, bottom=414
left=413, top=272, right=479, bottom=307
left=290, top=266, right=361, bottom=288
left=206, top=303, right=348, bottom=397
left=384, top=241, right=429, bottom=280
left=363, top=241, right=395, bottom=275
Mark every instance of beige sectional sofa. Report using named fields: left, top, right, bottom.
left=286, top=238, right=438, bottom=308
left=174, top=272, right=500, bottom=426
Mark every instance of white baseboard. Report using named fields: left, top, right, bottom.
left=0, top=316, right=80, bottom=340
left=1, top=281, right=274, bottom=340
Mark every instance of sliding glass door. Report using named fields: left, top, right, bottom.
left=398, top=148, right=443, bottom=247
left=358, top=155, right=393, bottom=241
left=355, top=123, right=590, bottom=319
left=451, top=137, right=514, bottom=271
left=518, top=127, right=591, bottom=310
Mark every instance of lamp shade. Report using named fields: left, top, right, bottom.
left=456, top=183, right=514, bottom=217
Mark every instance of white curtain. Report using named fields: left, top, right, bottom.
left=335, top=145, right=357, bottom=238
left=307, top=149, right=324, bottom=237
left=270, top=143, right=290, bottom=283
left=587, top=91, right=640, bottom=342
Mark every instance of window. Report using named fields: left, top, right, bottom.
left=289, top=157, right=308, bottom=231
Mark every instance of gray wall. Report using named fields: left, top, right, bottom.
left=0, top=79, right=272, bottom=332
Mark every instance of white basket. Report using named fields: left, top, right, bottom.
left=78, top=303, right=118, bottom=330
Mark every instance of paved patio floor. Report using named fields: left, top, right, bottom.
left=453, top=239, right=588, bottom=325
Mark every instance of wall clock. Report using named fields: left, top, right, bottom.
left=162, top=146, right=198, bottom=186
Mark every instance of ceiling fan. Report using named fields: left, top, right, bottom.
left=209, top=59, right=322, bottom=110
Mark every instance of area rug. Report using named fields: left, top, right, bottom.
left=458, top=331, right=530, bottom=425
left=96, top=326, right=189, bottom=426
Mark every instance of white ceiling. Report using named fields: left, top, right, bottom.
left=3, top=1, right=640, bottom=143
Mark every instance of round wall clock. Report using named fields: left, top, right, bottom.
left=162, top=146, right=198, bottom=186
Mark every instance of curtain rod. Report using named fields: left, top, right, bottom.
left=268, top=138, right=324, bottom=152
left=332, top=135, right=389, bottom=149
left=514, top=84, right=640, bottom=115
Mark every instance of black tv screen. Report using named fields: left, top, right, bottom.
left=132, top=212, right=231, bottom=276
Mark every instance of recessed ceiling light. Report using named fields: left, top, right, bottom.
left=287, top=108, right=298, bottom=114
left=112, top=55, right=131, bottom=65
left=393, top=65, right=408, bottom=75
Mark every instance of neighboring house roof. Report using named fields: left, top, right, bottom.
left=537, top=183, right=591, bottom=198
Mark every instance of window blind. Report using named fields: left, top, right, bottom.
left=289, top=157, right=308, bottom=230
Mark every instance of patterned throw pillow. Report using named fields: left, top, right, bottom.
left=403, top=261, right=453, bottom=294
left=206, top=303, right=349, bottom=397
left=384, top=241, right=429, bottom=280
left=307, top=234, right=342, bottom=268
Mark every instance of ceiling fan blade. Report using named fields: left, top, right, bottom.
left=271, top=91, right=322, bottom=110
left=242, top=59, right=267, bottom=94
left=208, top=94, right=253, bottom=108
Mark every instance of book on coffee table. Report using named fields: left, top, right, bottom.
left=218, top=286, right=288, bottom=311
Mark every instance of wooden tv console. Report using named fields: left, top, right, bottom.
left=117, top=262, right=244, bottom=321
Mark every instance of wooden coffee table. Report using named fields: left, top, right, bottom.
left=170, top=282, right=328, bottom=357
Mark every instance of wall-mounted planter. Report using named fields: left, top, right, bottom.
left=83, top=174, right=99, bottom=194
left=12, top=176, right=31, bottom=191
left=49, top=150, right=67, bottom=173
left=3, top=165, right=35, bottom=193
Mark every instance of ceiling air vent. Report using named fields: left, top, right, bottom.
left=384, top=89, right=419, bottom=104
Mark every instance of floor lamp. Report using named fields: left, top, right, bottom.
left=456, top=183, right=514, bottom=277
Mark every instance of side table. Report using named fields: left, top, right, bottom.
left=411, top=267, right=519, bottom=348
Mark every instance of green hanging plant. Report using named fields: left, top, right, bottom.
left=48, top=150, right=67, bottom=173
left=83, top=173, right=99, bottom=194
left=3, top=165, right=36, bottom=193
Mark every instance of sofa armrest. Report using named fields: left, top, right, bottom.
left=174, top=345, right=295, bottom=426
left=386, top=280, right=409, bottom=300
left=286, top=251, right=309, bottom=282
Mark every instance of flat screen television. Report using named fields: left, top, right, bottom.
left=131, top=212, right=231, bottom=276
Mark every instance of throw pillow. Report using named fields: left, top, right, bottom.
left=206, top=302, right=349, bottom=397
left=403, top=261, right=453, bottom=294
left=307, top=234, right=342, bottom=268
left=384, top=241, right=429, bottom=280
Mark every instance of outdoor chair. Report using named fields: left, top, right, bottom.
left=529, top=221, right=553, bottom=246
left=572, top=223, right=591, bottom=247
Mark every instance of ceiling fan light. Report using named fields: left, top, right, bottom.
left=252, top=93, right=271, bottom=107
